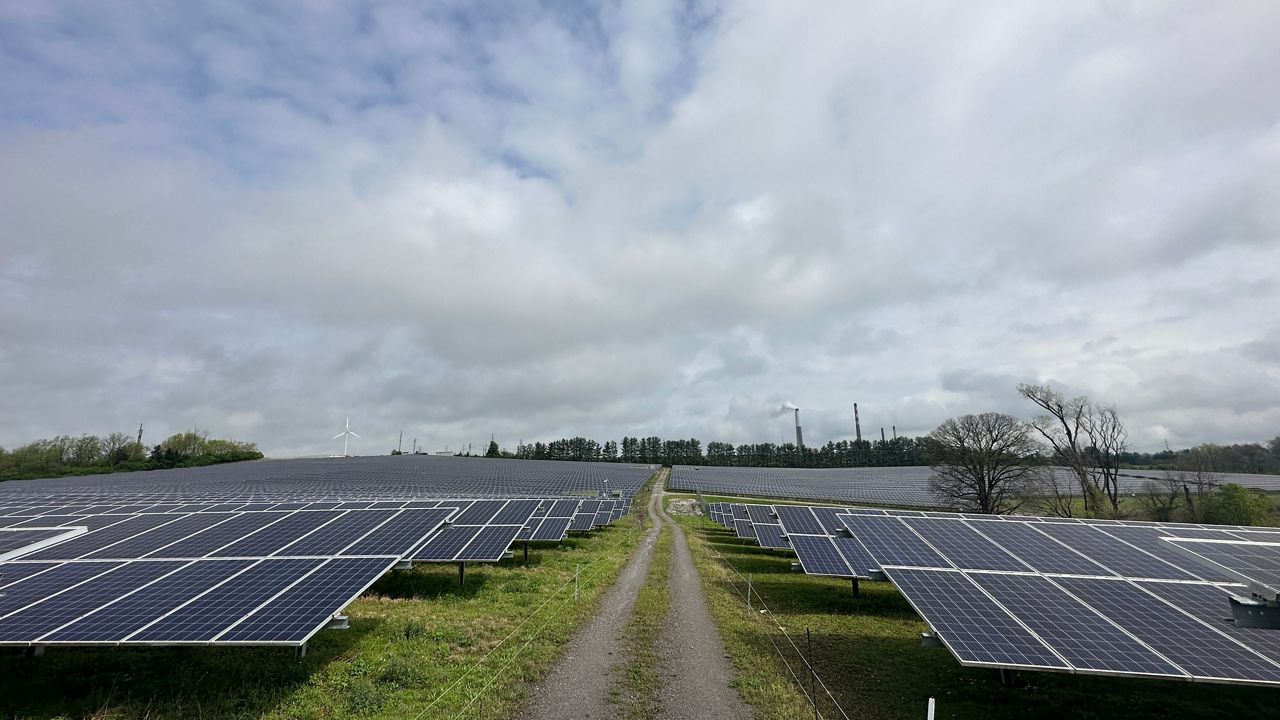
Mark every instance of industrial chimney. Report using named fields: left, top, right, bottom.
left=794, top=408, right=804, bottom=449
left=853, top=403, right=862, bottom=443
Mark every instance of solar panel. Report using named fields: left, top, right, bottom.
left=774, top=506, right=824, bottom=535
left=751, top=523, right=788, bottom=549
left=217, top=557, right=395, bottom=643
left=900, top=518, right=1031, bottom=572
left=216, top=511, right=346, bottom=557
left=43, top=560, right=257, bottom=643
left=531, top=517, right=572, bottom=542
left=452, top=500, right=507, bottom=526
left=456, top=526, right=522, bottom=562
left=1162, top=538, right=1280, bottom=598
left=1031, top=523, right=1198, bottom=581
left=1053, top=577, right=1280, bottom=684
left=789, top=535, right=853, bottom=577
left=967, top=572, right=1184, bottom=677
left=129, top=559, right=321, bottom=642
left=414, top=526, right=483, bottom=561
left=342, top=509, right=452, bottom=556
left=883, top=568, right=1068, bottom=670
left=838, top=514, right=950, bottom=568
left=733, top=519, right=754, bottom=539
left=960, top=519, right=1113, bottom=576
left=831, top=536, right=875, bottom=578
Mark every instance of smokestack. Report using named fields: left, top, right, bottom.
left=853, top=403, right=862, bottom=443
left=892, top=425, right=897, bottom=440
left=794, top=408, right=804, bottom=449
left=880, top=427, right=886, bottom=443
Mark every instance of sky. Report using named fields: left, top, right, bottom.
left=1, top=1, right=1278, bottom=457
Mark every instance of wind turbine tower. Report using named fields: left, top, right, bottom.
left=334, top=418, right=360, bottom=457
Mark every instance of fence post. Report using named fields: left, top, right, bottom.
left=927, top=697, right=936, bottom=720
left=575, top=564, right=580, bottom=600
left=747, top=573, right=753, bottom=612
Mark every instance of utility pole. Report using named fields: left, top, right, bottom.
left=398, top=430, right=403, bottom=454
left=137, top=423, right=144, bottom=449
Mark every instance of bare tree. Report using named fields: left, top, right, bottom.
left=1033, top=468, right=1079, bottom=518
left=1017, top=383, right=1129, bottom=518
left=1135, top=478, right=1181, bottom=522
left=1175, top=445, right=1223, bottom=523
left=926, top=413, right=1044, bottom=515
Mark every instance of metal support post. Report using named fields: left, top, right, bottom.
left=524, top=541, right=529, bottom=562
left=851, top=577, right=860, bottom=598
left=807, top=627, right=817, bottom=720
left=458, top=562, right=465, bottom=588
left=927, top=697, right=936, bottom=720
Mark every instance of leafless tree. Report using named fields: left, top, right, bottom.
left=1033, top=468, right=1079, bottom=518
left=1174, top=446, right=1223, bottom=523
left=926, top=413, right=1044, bottom=515
left=1135, top=478, right=1181, bottom=522
left=1017, top=383, right=1129, bottom=518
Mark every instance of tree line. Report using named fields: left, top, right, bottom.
left=925, top=383, right=1280, bottom=525
left=508, top=435, right=929, bottom=468
left=0, top=430, right=263, bottom=482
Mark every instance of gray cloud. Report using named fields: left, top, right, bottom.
left=1, top=1, right=1278, bottom=456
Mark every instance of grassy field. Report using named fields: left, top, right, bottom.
left=677, top=511, right=1280, bottom=720
left=0, top=476, right=657, bottom=720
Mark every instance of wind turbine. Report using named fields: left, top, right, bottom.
left=334, top=418, right=360, bottom=457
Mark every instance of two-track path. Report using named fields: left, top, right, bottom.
left=520, top=481, right=750, bottom=720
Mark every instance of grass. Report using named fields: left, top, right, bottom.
left=678, top=514, right=1280, bottom=720
left=0, top=474, right=659, bottom=720
left=613, top=520, right=672, bottom=718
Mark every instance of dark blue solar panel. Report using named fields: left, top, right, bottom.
left=24, top=515, right=184, bottom=560
left=752, top=523, right=788, bottom=549
left=82, top=513, right=234, bottom=559
left=840, top=515, right=950, bottom=568
left=452, top=500, right=506, bottom=525
left=569, top=513, right=595, bottom=531
left=0, top=561, right=185, bottom=641
left=745, top=505, right=775, bottom=526
left=547, top=500, right=580, bottom=517
left=342, top=509, right=452, bottom=556
left=901, top=518, right=1031, bottom=572
left=45, top=560, right=256, bottom=642
left=130, top=558, right=320, bottom=642
left=0, top=562, right=63, bottom=588
left=456, top=525, right=522, bottom=561
left=593, top=510, right=612, bottom=527
left=1095, top=527, right=1234, bottom=582
left=733, top=519, right=754, bottom=538
left=414, top=526, right=483, bottom=561
left=1033, top=524, right=1197, bottom=580
left=146, top=512, right=288, bottom=558
left=831, top=536, right=875, bottom=577
left=885, top=568, right=1067, bottom=669
left=962, top=520, right=1113, bottom=576
left=218, top=557, right=394, bottom=643
left=1054, top=577, right=1280, bottom=683
left=789, top=535, right=852, bottom=576
left=809, top=507, right=849, bottom=535
left=1163, top=539, right=1280, bottom=595
left=1137, top=581, right=1280, bottom=659
left=490, top=499, right=541, bottom=525
left=274, top=510, right=391, bottom=556
left=774, top=506, right=824, bottom=535
left=0, top=529, right=69, bottom=554
left=531, top=517, right=572, bottom=541
left=216, top=511, right=344, bottom=557
left=0, top=562, right=125, bottom=616
left=968, top=573, right=1183, bottom=676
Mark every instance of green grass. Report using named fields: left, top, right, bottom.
left=0, top=475, right=659, bottom=720
left=679, top=514, right=1280, bottom=720
left=613, top=521, right=672, bottom=718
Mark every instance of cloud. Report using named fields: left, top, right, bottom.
left=2, top=1, right=1279, bottom=456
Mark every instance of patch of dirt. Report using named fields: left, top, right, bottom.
left=666, top=498, right=703, bottom=516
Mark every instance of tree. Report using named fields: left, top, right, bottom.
left=1205, top=484, right=1272, bottom=526
left=1135, top=479, right=1181, bottom=522
left=485, top=439, right=500, bottom=458
left=925, top=413, right=1044, bottom=515
left=1174, top=445, right=1222, bottom=523
left=1017, top=383, right=1128, bottom=517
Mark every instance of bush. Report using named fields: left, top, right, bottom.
left=1205, top=484, right=1273, bottom=526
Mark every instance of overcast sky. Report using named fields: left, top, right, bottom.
left=2, top=2, right=1278, bottom=457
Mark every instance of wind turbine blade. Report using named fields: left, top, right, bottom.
left=334, top=432, right=345, bottom=439
left=349, top=432, right=361, bottom=438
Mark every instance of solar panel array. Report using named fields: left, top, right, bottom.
left=676, top=465, right=1280, bottom=509
left=705, top=502, right=1280, bottom=687
left=0, top=456, right=650, bottom=649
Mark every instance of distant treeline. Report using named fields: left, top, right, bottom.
left=507, top=434, right=1280, bottom=474
left=1119, top=439, right=1280, bottom=475
left=0, top=430, right=263, bottom=482
left=512, top=436, right=928, bottom=467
